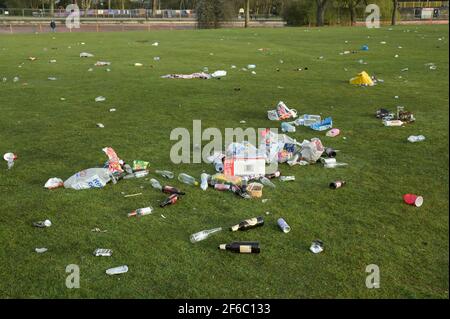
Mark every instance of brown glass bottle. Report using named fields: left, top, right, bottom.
left=160, top=194, right=180, bottom=207
left=230, top=216, right=264, bottom=232
left=330, top=181, right=346, bottom=189
left=219, top=242, right=260, bottom=254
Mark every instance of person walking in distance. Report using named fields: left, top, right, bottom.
left=50, top=20, right=56, bottom=33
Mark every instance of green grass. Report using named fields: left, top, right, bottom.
left=0, top=25, right=448, bottom=299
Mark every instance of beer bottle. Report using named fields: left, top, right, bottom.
left=128, top=207, right=153, bottom=217
left=219, top=242, right=260, bottom=254
left=330, top=181, right=346, bottom=189
left=265, top=171, right=281, bottom=179
left=162, top=186, right=185, bottom=195
left=230, top=216, right=264, bottom=231
left=160, top=194, right=180, bottom=208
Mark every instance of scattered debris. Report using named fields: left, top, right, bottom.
left=106, top=265, right=128, bottom=275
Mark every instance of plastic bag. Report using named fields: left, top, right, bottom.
left=44, top=177, right=64, bottom=189
left=64, top=168, right=113, bottom=190
left=102, top=147, right=124, bottom=174
left=300, top=138, right=325, bottom=163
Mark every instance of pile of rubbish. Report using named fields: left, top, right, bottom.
left=268, top=101, right=334, bottom=133
left=376, top=106, right=416, bottom=126
left=161, top=70, right=227, bottom=80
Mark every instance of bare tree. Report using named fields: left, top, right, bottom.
left=391, top=0, right=398, bottom=25
left=245, top=0, right=250, bottom=27
left=316, top=0, right=328, bottom=26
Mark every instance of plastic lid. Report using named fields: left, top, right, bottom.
left=415, top=196, right=424, bottom=207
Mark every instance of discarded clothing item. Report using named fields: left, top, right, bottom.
left=44, top=178, right=64, bottom=189
left=349, top=71, right=374, bottom=86
left=161, top=72, right=211, bottom=80
left=310, top=117, right=333, bottom=131
left=64, top=168, right=113, bottom=190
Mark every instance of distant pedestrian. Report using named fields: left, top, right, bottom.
left=50, top=20, right=56, bottom=32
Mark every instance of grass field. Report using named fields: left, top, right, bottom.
left=0, top=25, right=448, bottom=299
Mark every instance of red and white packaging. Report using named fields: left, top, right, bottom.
left=224, top=157, right=266, bottom=177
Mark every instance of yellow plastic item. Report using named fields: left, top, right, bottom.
left=349, top=71, right=374, bottom=86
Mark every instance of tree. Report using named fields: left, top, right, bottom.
left=340, top=0, right=363, bottom=26
left=316, top=0, right=328, bottom=26
left=245, top=0, right=249, bottom=27
left=152, top=0, right=157, bottom=17
left=391, top=0, right=398, bottom=25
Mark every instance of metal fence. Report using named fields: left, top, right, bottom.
left=0, top=8, right=196, bottom=19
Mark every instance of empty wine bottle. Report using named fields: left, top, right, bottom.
left=162, top=186, right=185, bottom=195
left=190, top=227, right=222, bottom=243
left=160, top=194, right=180, bottom=208
left=324, top=148, right=337, bottom=158
left=230, top=185, right=251, bottom=199
left=155, top=170, right=174, bottom=179
left=150, top=178, right=163, bottom=190
left=330, top=180, right=346, bottom=189
left=128, top=207, right=153, bottom=217
left=231, top=216, right=264, bottom=232
left=178, top=173, right=199, bottom=186
left=219, top=242, right=260, bottom=254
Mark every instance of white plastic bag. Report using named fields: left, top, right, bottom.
left=64, top=168, right=112, bottom=190
left=44, top=178, right=64, bottom=189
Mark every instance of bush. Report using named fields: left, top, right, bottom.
left=282, top=0, right=314, bottom=26
left=196, top=0, right=234, bottom=29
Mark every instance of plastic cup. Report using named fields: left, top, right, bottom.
left=403, top=194, right=423, bottom=207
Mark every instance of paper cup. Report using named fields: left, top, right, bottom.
left=403, top=194, right=423, bottom=207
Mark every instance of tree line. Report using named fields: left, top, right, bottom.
left=0, top=0, right=401, bottom=26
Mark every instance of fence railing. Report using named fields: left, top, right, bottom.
left=0, top=8, right=282, bottom=20
left=0, top=8, right=196, bottom=19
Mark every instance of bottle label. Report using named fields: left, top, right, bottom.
left=245, top=218, right=258, bottom=226
left=239, top=245, right=252, bottom=253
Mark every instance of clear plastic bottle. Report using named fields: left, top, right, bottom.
left=324, top=163, right=348, bottom=168
left=260, top=176, right=276, bottom=188
left=200, top=173, right=210, bottom=191
left=190, top=227, right=222, bottom=243
left=123, top=170, right=149, bottom=179
left=407, top=135, right=426, bottom=143
left=155, top=170, right=174, bottom=179
left=178, top=173, right=199, bottom=186
left=150, top=178, right=162, bottom=190
left=213, top=159, right=224, bottom=173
